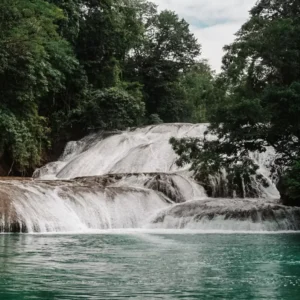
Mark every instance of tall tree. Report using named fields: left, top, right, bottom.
left=171, top=0, right=300, bottom=202
left=125, top=9, right=201, bottom=122
left=0, top=0, right=78, bottom=173
left=46, top=0, right=81, bottom=44
left=76, top=0, right=147, bottom=88
left=178, top=60, right=217, bottom=123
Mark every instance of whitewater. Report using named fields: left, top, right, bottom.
left=1, top=123, right=299, bottom=233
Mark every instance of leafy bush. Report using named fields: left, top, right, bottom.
left=74, top=88, right=145, bottom=131
left=0, top=109, right=49, bottom=173
left=279, top=161, right=300, bottom=206
left=148, top=114, right=163, bottom=125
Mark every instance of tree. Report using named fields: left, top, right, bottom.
left=125, top=9, right=201, bottom=121
left=46, top=0, right=81, bottom=44
left=178, top=60, right=217, bottom=123
left=71, top=87, right=145, bottom=131
left=171, top=0, right=300, bottom=202
left=76, top=0, right=147, bottom=88
left=0, top=0, right=78, bottom=173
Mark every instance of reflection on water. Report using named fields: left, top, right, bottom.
left=1, top=233, right=300, bottom=299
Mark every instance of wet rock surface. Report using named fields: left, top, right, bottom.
left=0, top=177, right=169, bottom=233
left=151, top=199, right=300, bottom=231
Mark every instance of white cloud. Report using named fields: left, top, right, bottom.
left=152, top=0, right=257, bottom=72
left=191, top=22, right=242, bottom=72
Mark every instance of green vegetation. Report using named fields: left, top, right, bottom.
left=171, top=0, right=300, bottom=204
left=2, top=0, right=299, bottom=206
left=0, top=0, right=76, bottom=173
left=0, top=0, right=216, bottom=174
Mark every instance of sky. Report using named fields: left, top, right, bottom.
left=152, top=0, right=257, bottom=72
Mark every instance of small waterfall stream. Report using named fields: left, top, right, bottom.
left=34, top=124, right=210, bottom=179
left=1, top=123, right=297, bottom=233
left=0, top=179, right=168, bottom=232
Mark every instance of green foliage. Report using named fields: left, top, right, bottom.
left=223, top=0, right=300, bottom=87
left=148, top=114, right=163, bottom=125
left=171, top=0, right=300, bottom=202
left=178, top=61, right=217, bottom=122
left=46, top=0, right=81, bottom=44
left=125, top=9, right=201, bottom=121
left=0, top=0, right=77, bottom=103
left=73, top=88, right=145, bottom=131
left=280, top=161, right=300, bottom=205
left=0, top=108, right=48, bottom=173
left=76, top=0, right=146, bottom=88
left=0, top=0, right=78, bottom=172
left=0, top=0, right=209, bottom=175
left=217, top=0, right=300, bottom=170
left=170, top=136, right=263, bottom=197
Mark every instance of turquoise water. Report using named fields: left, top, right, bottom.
left=1, top=232, right=300, bottom=299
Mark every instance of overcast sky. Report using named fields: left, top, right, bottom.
left=152, top=0, right=256, bottom=72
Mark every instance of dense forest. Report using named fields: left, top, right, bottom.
left=0, top=0, right=299, bottom=206
left=0, top=0, right=218, bottom=175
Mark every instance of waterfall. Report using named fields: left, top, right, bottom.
left=99, top=173, right=206, bottom=203
left=34, top=123, right=279, bottom=198
left=0, top=179, right=168, bottom=233
left=34, top=124, right=210, bottom=179
left=1, top=123, right=297, bottom=233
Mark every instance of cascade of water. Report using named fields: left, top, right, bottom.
left=105, top=173, right=206, bottom=203
left=34, top=124, right=209, bottom=179
left=1, top=177, right=294, bottom=233
left=34, top=123, right=279, bottom=198
left=0, top=123, right=295, bottom=233
left=0, top=180, right=168, bottom=233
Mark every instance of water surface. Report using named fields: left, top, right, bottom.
left=1, top=232, right=300, bottom=299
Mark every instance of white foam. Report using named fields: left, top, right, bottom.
left=34, top=123, right=279, bottom=199
left=1, top=181, right=167, bottom=233
left=2, top=123, right=289, bottom=233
